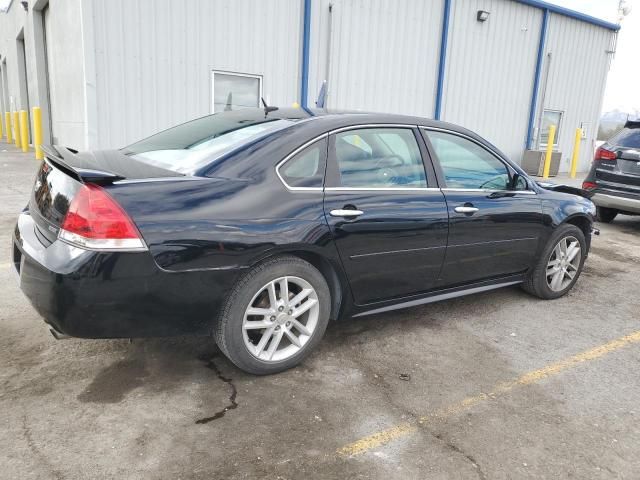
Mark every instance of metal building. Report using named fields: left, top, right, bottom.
left=0, top=0, right=618, bottom=172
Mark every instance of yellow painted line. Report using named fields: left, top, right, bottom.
left=0, top=262, right=11, bottom=269
left=338, top=330, right=640, bottom=456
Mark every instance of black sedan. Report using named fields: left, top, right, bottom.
left=13, top=108, right=596, bottom=374
left=582, top=119, right=640, bottom=222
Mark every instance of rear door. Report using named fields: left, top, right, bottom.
left=323, top=126, right=448, bottom=305
left=422, top=128, right=544, bottom=287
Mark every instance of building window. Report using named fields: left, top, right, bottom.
left=539, top=110, right=563, bottom=148
left=211, top=71, right=262, bottom=113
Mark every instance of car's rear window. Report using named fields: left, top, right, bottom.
left=610, top=127, right=640, bottom=148
left=122, top=110, right=297, bottom=174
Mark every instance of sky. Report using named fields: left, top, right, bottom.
left=547, top=0, right=639, bottom=114
left=1, top=0, right=636, bottom=113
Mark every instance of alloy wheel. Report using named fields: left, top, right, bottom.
left=242, top=276, right=319, bottom=362
left=546, top=236, right=581, bottom=292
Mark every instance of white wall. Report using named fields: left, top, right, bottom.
left=540, top=13, right=615, bottom=172
left=0, top=0, right=87, bottom=149
left=308, top=0, right=444, bottom=116
left=441, top=0, right=543, bottom=163
left=90, top=0, right=303, bottom=149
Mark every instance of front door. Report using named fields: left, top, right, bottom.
left=323, top=126, right=449, bottom=305
left=422, top=128, right=544, bottom=287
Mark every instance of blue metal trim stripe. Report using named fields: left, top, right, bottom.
left=526, top=8, right=549, bottom=150
left=300, top=0, right=312, bottom=109
left=514, top=0, right=619, bottom=31
left=434, top=0, right=452, bottom=120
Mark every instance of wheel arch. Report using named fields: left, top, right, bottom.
left=562, top=214, right=593, bottom=251
left=248, top=247, right=350, bottom=321
left=284, top=250, right=347, bottom=321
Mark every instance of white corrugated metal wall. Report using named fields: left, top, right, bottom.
left=0, top=0, right=86, bottom=149
left=308, top=0, right=444, bottom=117
left=540, top=13, right=614, bottom=172
left=441, top=0, right=543, bottom=162
left=90, top=0, right=303, bottom=149
left=0, top=0, right=618, bottom=171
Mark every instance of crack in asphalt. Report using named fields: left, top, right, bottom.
left=195, top=353, right=238, bottom=424
left=433, top=432, right=487, bottom=480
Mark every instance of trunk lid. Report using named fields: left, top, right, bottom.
left=30, top=146, right=182, bottom=244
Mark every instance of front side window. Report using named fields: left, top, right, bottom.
left=426, top=131, right=510, bottom=190
left=279, top=138, right=327, bottom=189
left=332, top=128, right=427, bottom=188
left=212, top=71, right=262, bottom=113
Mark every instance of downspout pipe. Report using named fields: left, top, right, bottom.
left=434, top=0, right=452, bottom=120
left=526, top=8, right=549, bottom=150
left=300, top=0, right=312, bottom=109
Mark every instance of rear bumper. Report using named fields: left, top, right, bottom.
left=591, top=192, right=640, bottom=214
left=13, top=212, right=240, bottom=338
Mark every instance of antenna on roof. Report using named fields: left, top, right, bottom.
left=261, top=97, right=279, bottom=116
left=316, top=81, right=327, bottom=108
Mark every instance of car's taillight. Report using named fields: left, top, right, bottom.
left=594, top=146, right=617, bottom=161
left=59, top=183, right=147, bottom=251
left=582, top=181, right=597, bottom=190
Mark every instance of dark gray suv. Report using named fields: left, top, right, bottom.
left=583, top=120, right=640, bottom=222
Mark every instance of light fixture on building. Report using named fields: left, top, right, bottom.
left=20, top=1, right=28, bottom=11
left=477, top=10, right=490, bottom=22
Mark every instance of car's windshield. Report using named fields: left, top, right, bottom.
left=122, top=110, right=297, bottom=173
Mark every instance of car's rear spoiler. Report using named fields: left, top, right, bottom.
left=42, top=145, right=125, bottom=185
left=536, top=181, right=594, bottom=199
left=41, top=144, right=180, bottom=184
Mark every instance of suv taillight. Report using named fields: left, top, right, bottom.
left=582, top=181, right=597, bottom=190
left=594, top=146, right=617, bottom=161
left=59, top=184, right=147, bottom=251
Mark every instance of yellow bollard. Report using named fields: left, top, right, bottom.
left=19, top=110, right=29, bottom=152
left=569, top=128, right=582, bottom=179
left=13, top=111, right=20, bottom=147
left=542, top=124, right=556, bottom=179
left=33, top=107, right=43, bottom=160
left=5, top=112, right=11, bottom=143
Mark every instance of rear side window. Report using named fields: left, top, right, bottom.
left=610, top=128, right=640, bottom=148
left=331, top=128, right=427, bottom=188
left=278, top=138, right=327, bottom=189
left=426, top=131, right=510, bottom=190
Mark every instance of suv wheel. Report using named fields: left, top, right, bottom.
left=214, top=256, right=331, bottom=375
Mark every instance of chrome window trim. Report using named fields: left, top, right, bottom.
left=420, top=126, right=537, bottom=196
left=441, top=188, right=537, bottom=195
left=325, top=187, right=440, bottom=192
left=275, top=133, right=329, bottom=192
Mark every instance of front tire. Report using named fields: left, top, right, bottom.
left=214, top=256, right=331, bottom=375
left=522, top=224, right=586, bottom=300
left=596, top=206, right=617, bottom=223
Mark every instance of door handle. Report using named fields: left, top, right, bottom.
left=330, top=209, right=364, bottom=218
left=454, top=206, right=479, bottom=214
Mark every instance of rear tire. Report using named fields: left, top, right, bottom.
left=596, top=206, right=618, bottom=223
left=522, top=224, right=586, bottom=300
left=214, top=255, right=331, bottom=375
